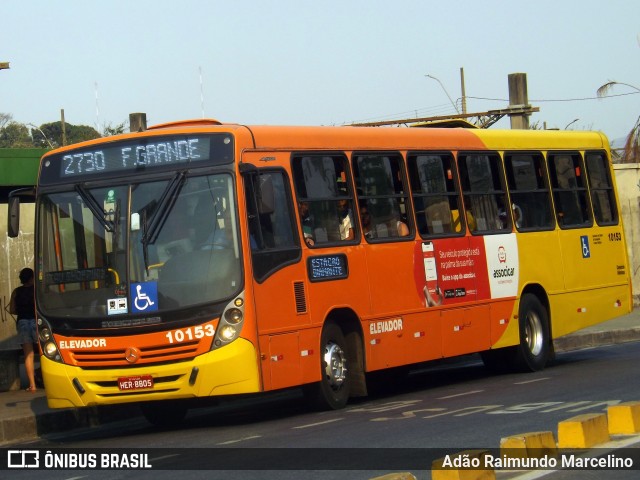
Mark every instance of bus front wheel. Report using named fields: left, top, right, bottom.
left=304, top=323, right=350, bottom=410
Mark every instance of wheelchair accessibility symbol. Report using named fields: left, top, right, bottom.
left=130, top=282, right=158, bottom=313
left=580, top=235, right=591, bottom=259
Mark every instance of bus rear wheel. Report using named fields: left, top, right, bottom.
left=481, top=294, right=550, bottom=373
left=514, top=293, right=551, bottom=372
left=304, top=323, right=350, bottom=410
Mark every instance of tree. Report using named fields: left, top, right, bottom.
left=0, top=112, right=12, bottom=129
left=0, top=120, right=34, bottom=148
left=102, top=121, right=126, bottom=137
left=34, top=121, right=101, bottom=148
left=1, top=112, right=109, bottom=148
left=597, top=81, right=640, bottom=163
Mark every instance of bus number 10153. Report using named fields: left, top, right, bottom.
left=165, top=325, right=215, bottom=344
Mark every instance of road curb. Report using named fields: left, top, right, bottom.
left=553, top=327, right=640, bottom=353
left=0, top=402, right=138, bottom=445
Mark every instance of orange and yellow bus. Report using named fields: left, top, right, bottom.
left=8, top=119, right=631, bottom=424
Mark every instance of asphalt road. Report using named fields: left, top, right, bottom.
left=7, top=341, right=640, bottom=479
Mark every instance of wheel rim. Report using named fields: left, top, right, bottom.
left=524, top=310, right=544, bottom=356
left=323, top=341, right=347, bottom=390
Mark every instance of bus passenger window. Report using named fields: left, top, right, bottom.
left=548, top=153, right=592, bottom=228
left=504, top=153, right=555, bottom=231
left=458, top=153, right=509, bottom=233
left=408, top=152, right=461, bottom=237
left=585, top=151, right=618, bottom=226
left=292, top=154, right=356, bottom=245
left=353, top=152, right=411, bottom=242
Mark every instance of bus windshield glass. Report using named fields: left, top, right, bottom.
left=37, top=173, right=242, bottom=320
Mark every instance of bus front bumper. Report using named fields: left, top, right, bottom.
left=41, top=338, right=261, bottom=409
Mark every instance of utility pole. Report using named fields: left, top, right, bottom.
left=352, top=71, right=537, bottom=129
left=460, top=67, right=467, bottom=114
left=507, top=73, right=531, bottom=129
left=60, top=109, right=67, bottom=146
left=129, top=112, right=147, bottom=132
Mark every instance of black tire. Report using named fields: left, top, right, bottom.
left=481, top=294, right=550, bottom=373
left=140, top=400, right=188, bottom=427
left=304, top=323, right=350, bottom=410
left=514, top=294, right=551, bottom=372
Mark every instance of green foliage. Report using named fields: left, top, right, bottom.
left=35, top=121, right=101, bottom=148
left=1, top=112, right=105, bottom=149
left=102, top=122, right=126, bottom=137
left=0, top=121, right=34, bottom=148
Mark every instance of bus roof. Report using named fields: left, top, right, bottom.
left=41, top=120, right=610, bottom=160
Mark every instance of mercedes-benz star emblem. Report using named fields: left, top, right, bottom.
left=124, top=347, right=141, bottom=364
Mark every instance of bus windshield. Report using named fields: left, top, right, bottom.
left=37, top=173, right=242, bottom=320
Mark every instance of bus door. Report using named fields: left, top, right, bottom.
left=241, top=156, right=315, bottom=391
left=549, top=152, right=628, bottom=330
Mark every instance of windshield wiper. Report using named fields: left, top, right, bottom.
left=141, top=171, right=187, bottom=246
left=75, top=184, right=115, bottom=232
left=140, top=171, right=187, bottom=272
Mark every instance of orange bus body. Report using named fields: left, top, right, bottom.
left=16, top=120, right=629, bottom=419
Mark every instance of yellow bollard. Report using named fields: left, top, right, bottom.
left=558, top=413, right=610, bottom=448
left=500, top=431, right=558, bottom=460
left=608, top=402, right=640, bottom=434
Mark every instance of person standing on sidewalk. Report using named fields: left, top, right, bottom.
left=9, top=267, right=37, bottom=392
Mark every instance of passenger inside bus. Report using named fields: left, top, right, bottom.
left=338, top=199, right=355, bottom=240
left=360, top=206, right=375, bottom=239
left=499, top=203, right=523, bottom=229
left=464, top=198, right=477, bottom=231
left=298, top=201, right=315, bottom=246
left=395, top=217, right=410, bottom=236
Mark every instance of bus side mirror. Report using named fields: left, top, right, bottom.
left=7, top=188, right=35, bottom=238
left=8, top=195, right=20, bottom=238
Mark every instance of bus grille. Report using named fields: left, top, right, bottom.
left=68, top=340, right=202, bottom=367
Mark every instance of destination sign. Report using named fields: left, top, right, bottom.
left=40, top=134, right=234, bottom=184
left=307, top=254, right=348, bottom=282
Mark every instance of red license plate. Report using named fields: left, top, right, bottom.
left=117, top=375, right=154, bottom=391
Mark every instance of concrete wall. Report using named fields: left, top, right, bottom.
left=0, top=204, right=35, bottom=349
left=613, top=163, right=640, bottom=305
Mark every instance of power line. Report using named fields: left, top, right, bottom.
left=345, top=102, right=458, bottom=126
left=468, top=91, right=640, bottom=103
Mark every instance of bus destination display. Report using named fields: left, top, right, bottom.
left=41, top=134, right=234, bottom=183
left=307, top=254, right=348, bottom=282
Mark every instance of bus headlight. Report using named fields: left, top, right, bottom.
left=219, top=325, right=237, bottom=341
left=225, top=308, right=243, bottom=324
left=212, top=293, right=245, bottom=350
left=37, top=317, right=62, bottom=362
left=43, top=341, right=58, bottom=357
left=39, top=326, right=52, bottom=342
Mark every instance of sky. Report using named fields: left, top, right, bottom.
left=1, top=0, right=639, bottom=143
